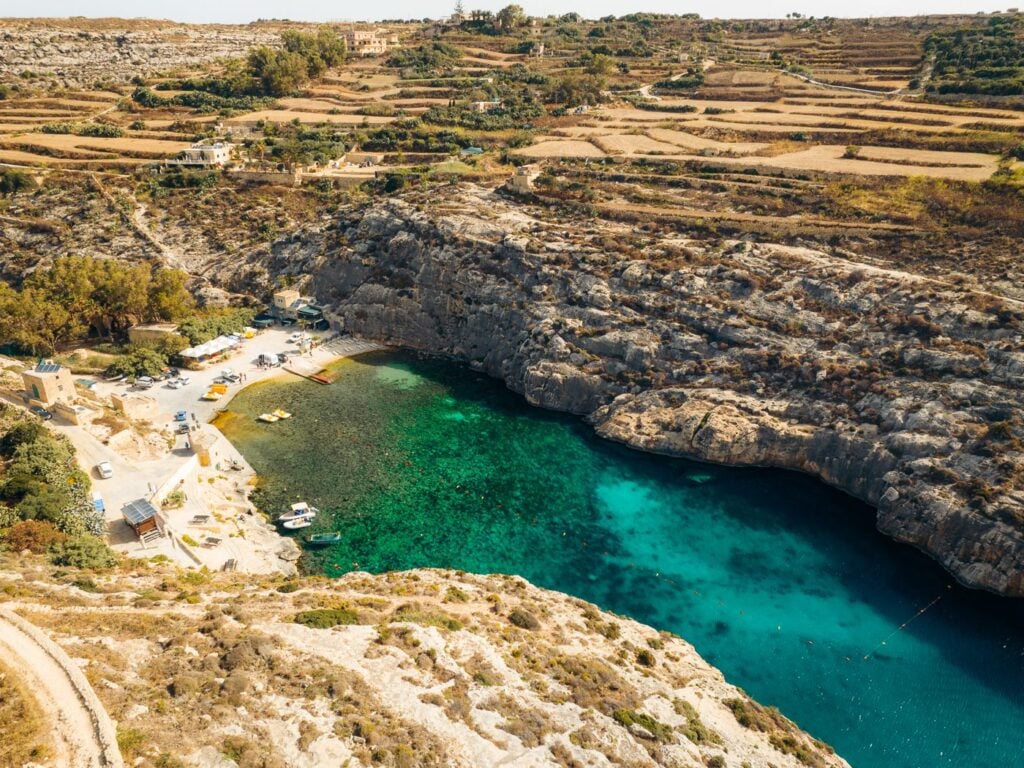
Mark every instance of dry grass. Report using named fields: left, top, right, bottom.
left=0, top=659, right=51, bottom=767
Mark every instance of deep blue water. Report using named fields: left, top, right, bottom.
left=220, top=351, right=1024, bottom=768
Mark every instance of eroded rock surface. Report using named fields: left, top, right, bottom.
left=0, top=20, right=277, bottom=86
left=2, top=558, right=847, bottom=768
left=296, top=186, right=1024, bottom=596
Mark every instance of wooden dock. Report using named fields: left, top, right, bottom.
left=283, top=336, right=384, bottom=384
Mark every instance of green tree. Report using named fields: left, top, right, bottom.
left=48, top=534, right=119, bottom=569
left=0, top=169, right=35, bottom=197
left=584, top=53, right=614, bottom=77
left=496, top=4, right=527, bottom=31
left=104, top=346, right=169, bottom=379
left=248, top=48, right=311, bottom=97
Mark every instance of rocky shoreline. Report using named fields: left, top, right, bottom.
left=246, top=185, right=1024, bottom=596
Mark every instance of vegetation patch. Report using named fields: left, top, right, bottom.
left=612, top=708, right=674, bottom=742
left=294, top=607, right=361, bottom=628
left=0, top=661, right=49, bottom=766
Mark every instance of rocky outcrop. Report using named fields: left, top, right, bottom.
left=305, top=185, right=1024, bottom=596
left=2, top=557, right=848, bottom=768
left=0, top=21, right=277, bottom=86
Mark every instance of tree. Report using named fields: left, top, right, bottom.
left=48, top=534, right=119, bottom=569
left=281, top=29, right=347, bottom=78
left=1, top=520, right=66, bottom=553
left=496, top=4, right=527, bottom=31
left=148, top=268, right=194, bottom=321
left=584, top=53, right=614, bottom=77
left=248, top=47, right=310, bottom=97
left=0, top=169, right=35, bottom=197
left=104, top=346, right=169, bottom=379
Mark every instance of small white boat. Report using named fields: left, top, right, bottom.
left=272, top=409, right=292, bottom=419
left=277, top=502, right=319, bottom=522
left=258, top=413, right=280, bottom=423
left=281, top=518, right=312, bottom=530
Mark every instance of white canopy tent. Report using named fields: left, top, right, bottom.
left=179, top=334, right=242, bottom=361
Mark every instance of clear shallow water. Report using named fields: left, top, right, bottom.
left=218, top=351, right=1024, bottom=768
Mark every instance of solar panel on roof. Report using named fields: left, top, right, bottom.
left=35, top=362, right=61, bottom=373
left=122, top=498, right=158, bottom=525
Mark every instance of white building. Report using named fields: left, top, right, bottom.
left=508, top=164, right=540, bottom=193
left=343, top=28, right=398, bottom=56
left=167, top=142, right=233, bottom=168
left=471, top=99, right=502, bottom=113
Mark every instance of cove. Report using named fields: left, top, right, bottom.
left=217, top=350, right=1024, bottom=768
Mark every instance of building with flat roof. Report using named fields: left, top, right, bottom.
left=167, top=142, right=233, bottom=168
left=342, top=28, right=398, bottom=56
left=508, top=163, right=540, bottom=193
left=21, top=361, right=75, bottom=407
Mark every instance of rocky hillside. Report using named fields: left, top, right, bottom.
left=0, top=554, right=846, bottom=768
left=255, top=185, right=1024, bottom=596
left=0, top=20, right=277, bottom=86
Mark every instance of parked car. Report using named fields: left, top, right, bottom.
left=30, top=405, right=52, bottom=420
left=95, top=461, right=114, bottom=479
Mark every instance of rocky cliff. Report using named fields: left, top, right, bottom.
left=0, top=20, right=277, bottom=86
left=287, top=185, right=1024, bottom=596
left=1, top=555, right=847, bottom=768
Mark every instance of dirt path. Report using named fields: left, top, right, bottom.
left=0, top=608, right=123, bottom=768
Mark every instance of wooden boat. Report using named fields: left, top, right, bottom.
left=257, top=413, right=280, bottom=423
left=277, top=502, right=319, bottom=522
left=306, top=531, right=342, bottom=546
left=281, top=517, right=312, bottom=530
left=272, top=409, right=292, bottom=419
left=201, top=390, right=223, bottom=401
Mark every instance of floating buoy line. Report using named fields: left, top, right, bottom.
left=862, top=587, right=949, bottom=661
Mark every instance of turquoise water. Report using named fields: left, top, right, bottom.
left=219, top=351, right=1024, bottom=768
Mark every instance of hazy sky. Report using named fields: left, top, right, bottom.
left=3, top=1, right=1010, bottom=24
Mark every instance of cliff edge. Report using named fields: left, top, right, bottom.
left=293, top=186, right=1024, bottom=596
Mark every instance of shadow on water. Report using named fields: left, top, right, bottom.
left=222, top=350, right=1024, bottom=768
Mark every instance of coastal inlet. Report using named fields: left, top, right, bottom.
left=217, top=350, right=1024, bottom=768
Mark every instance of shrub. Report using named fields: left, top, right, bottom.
left=635, top=648, right=656, bottom=667
left=2, top=520, right=66, bottom=553
left=117, top=727, right=146, bottom=758
left=294, top=608, right=360, bottom=628
left=392, top=603, right=462, bottom=631
left=612, top=709, right=674, bottom=741
left=675, top=699, right=723, bottom=745
left=508, top=607, right=540, bottom=630
left=161, top=489, right=187, bottom=509
left=48, top=534, right=118, bottom=569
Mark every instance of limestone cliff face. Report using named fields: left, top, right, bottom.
left=0, top=21, right=277, bottom=86
left=303, top=186, right=1024, bottom=597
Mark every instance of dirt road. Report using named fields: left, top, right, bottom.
left=0, top=608, right=123, bottom=767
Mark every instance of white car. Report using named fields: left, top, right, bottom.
left=96, top=461, right=114, bottom=479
